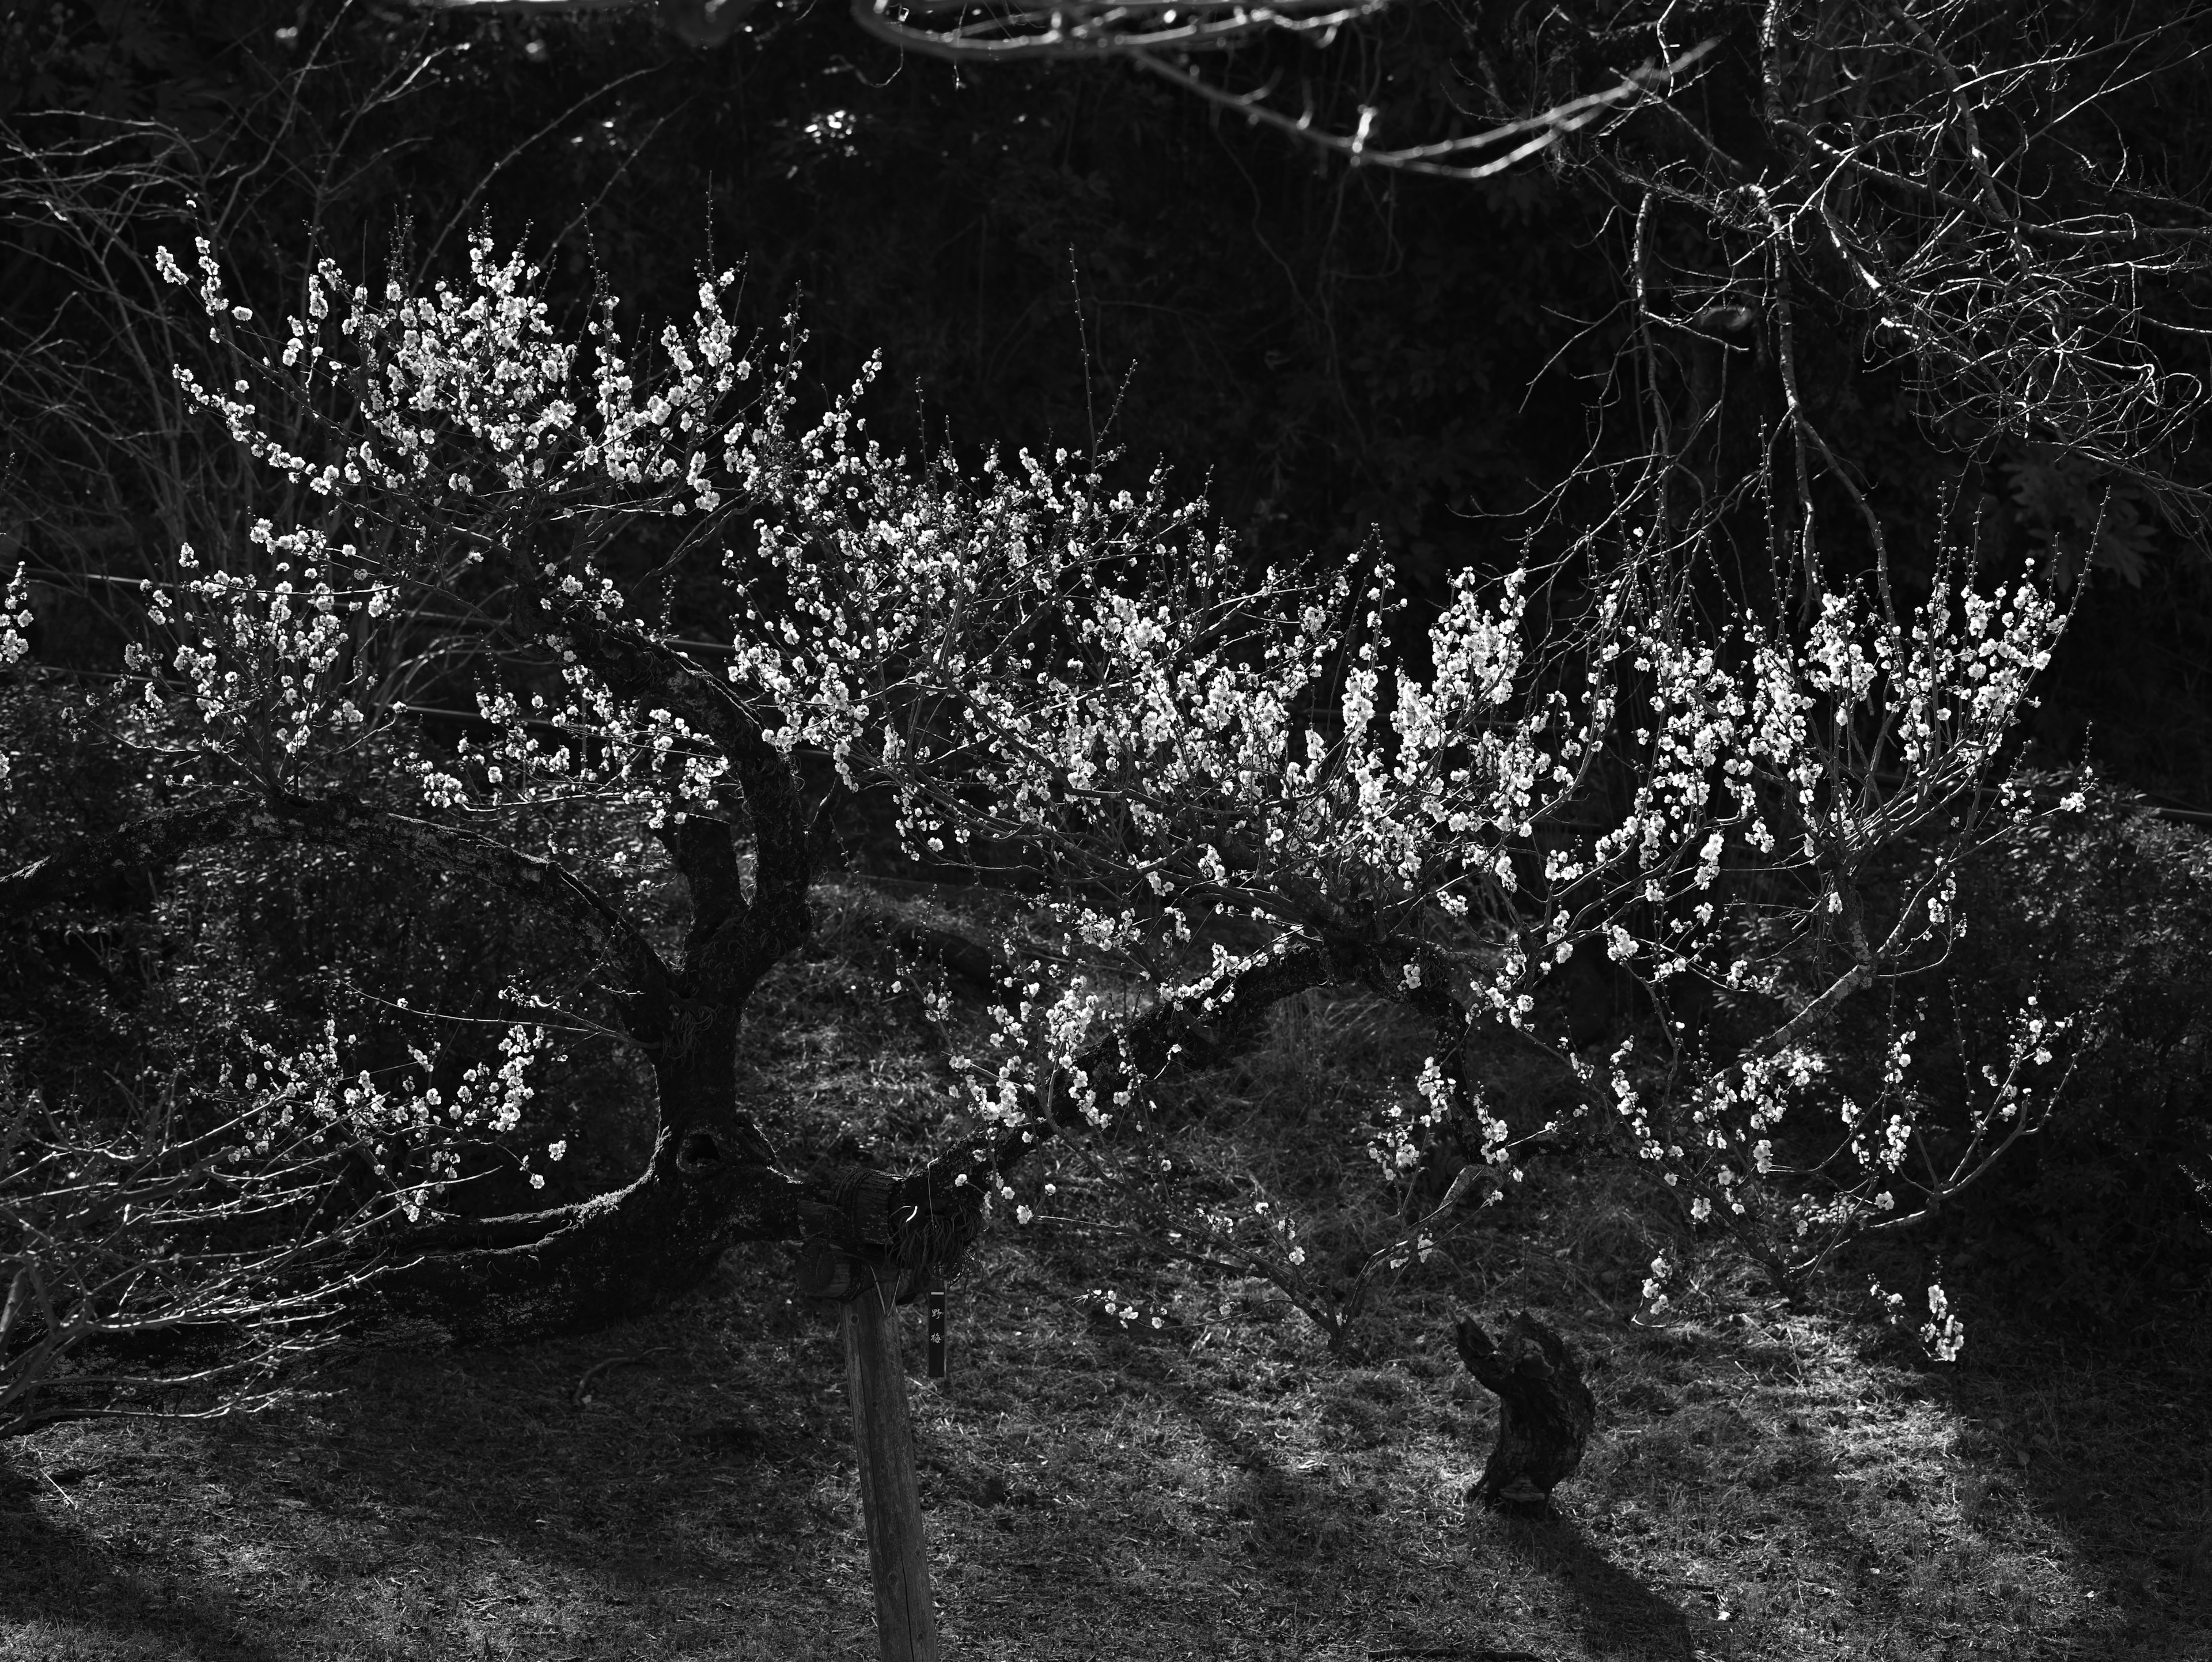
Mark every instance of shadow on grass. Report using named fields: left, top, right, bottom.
left=290, top=1271, right=855, bottom=1595
left=1155, top=1363, right=1382, bottom=1572
left=1488, top=1509, right=1696, bottom=1660
left=0, top=1456, right=292, bottom=1661
left=1597, top=1258, right=2212, bottom=1661
left=1956, top=1294, right=2212, bottom=1652
left=6, top=1255, right=866, bottom=1662
left=1152, top=1335, right=1700, bottom=1659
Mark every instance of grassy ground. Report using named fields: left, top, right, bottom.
left=5, top=887, right=2210, bottom=1661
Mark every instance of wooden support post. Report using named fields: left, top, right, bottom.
left=841, top=1281, right=941, bottom=1662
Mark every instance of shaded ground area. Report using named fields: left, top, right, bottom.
left=7, top=1221, right=2204, bottom=1660
left=5, top=891, right=2208, bottom=1660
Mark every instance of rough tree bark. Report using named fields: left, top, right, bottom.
left=1456, top=1311, right=1596, bottom=1510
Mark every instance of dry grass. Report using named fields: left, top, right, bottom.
left=5, top=895, right=2209, bottom=1661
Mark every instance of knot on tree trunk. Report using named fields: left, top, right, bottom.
left=794, top=1160, right=984, bottom=1303
left=1456, top=1310, right=1596, bottom=1511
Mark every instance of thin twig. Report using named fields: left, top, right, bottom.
left=572, top=1345, right=672, bottom=1406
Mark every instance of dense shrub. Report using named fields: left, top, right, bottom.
left=1934, top=778, right=2212, bottom=1318
left=0, top=689, right=653, bottom=1214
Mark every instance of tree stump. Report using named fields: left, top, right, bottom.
left=1455, top=1310, right=1596, bottom=1510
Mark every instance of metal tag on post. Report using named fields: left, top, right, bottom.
left=925, top=1284, right=947, bottom=1380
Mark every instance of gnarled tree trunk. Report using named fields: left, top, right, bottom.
left=1, top=662, right=1351, bottom=1372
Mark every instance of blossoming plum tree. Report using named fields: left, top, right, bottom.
left=2, top=228, right=2077, bottom=1428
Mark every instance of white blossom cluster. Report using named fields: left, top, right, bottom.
left=805, top=532, right=2065, bottom=1288
left=236, top=1019, right=553, bottom=1223
left=132, top=533, right=378, bottom=786
left=147, top=230, right=761, bottom=814
left=0, top=562, right=29, bottom=788
left=1869, top=1274, right=1967, bottom=1362
left=143, top=231, right=2078, bottom=1322
left=157, top=233, right=749, bottom=508
left=1366, top=1054, right=1509, bottom=1181
left=1921, top=1281, right=1966, bottom=1362
left=1084, top=1287, right=1166, bottom=1330
left=0, top=562, right=29, bottom=672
